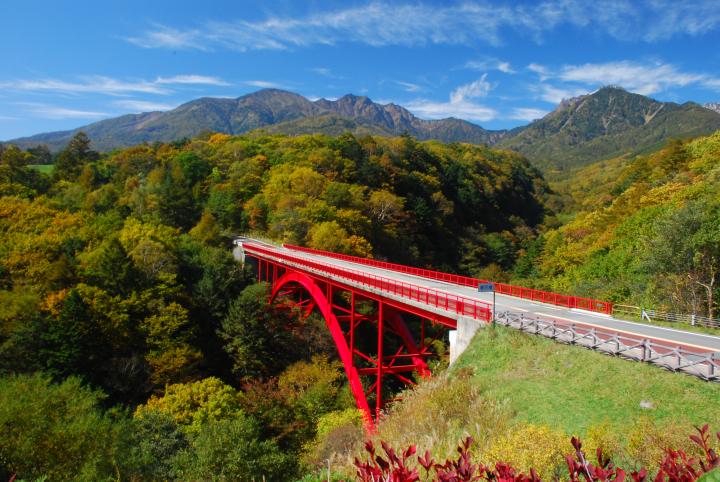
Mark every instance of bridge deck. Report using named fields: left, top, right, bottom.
left=272, top=244, right=720, bottom=354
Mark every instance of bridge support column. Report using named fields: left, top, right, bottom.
left=449, top=316, right=483, bottom=365
left=376, top=301, right=384, bottom=420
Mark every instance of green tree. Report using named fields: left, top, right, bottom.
left=643, top=200, right=720, bottom=319
left=39, top=289, right=106, bottom=382
left=53, top=132, right=98, bottom=181
left=219, top=283, right=301, bottom=379
left=127, top=410, right=189, bottom=481
left=136, top=377, right=243, bottom=434
left=0, top=144, right=28, bottom=186
left=173, top=416, right=294, bottom=482
left=0, top=374, right=130, bottom=482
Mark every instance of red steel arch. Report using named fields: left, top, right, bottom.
left=269, top=271, right=373, bottom=425
left=268, top=269, right=432, bottom=429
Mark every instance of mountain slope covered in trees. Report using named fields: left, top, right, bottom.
left=8, top=90, right=507, bottom=152
left=498, top=87, right=720, bottom=172
left=514, top=130, right=720, bottom=319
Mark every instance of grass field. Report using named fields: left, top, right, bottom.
left=28, top=164, right=54, bottom=174
left=452, top=325, right=720, bottom=433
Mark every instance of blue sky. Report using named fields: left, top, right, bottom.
left=2, top=0, right=720, bottom=140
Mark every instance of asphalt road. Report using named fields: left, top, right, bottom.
left=268, top=243, right=720, bottom=354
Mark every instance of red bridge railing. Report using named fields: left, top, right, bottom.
left=284, top=244, right=613, bottom=316
left=244, top=243, right=492, bottom=323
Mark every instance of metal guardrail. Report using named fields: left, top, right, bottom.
left=496, top=311, right=719, bottom=381
left=284, top=244, right=613, bottom=315
left=243, top=243, right=493, bottom=323
left=614, top=305, right=720, bottom=329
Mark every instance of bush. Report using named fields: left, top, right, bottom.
left=483, top=423, right=568, bottom=479
left=173, top=416, right=295, bottom=481
left=351, top=424, right=720, bottom=482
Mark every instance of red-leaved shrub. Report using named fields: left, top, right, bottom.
left=352, top=425, right=719, bottom=482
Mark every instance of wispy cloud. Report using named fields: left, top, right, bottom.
left=114, top=100, right=177, bottom=112
left=508, top=107, right=549, bottom=122
left=154, top=75, right=230, bottom=86
left=559, top=61, right=707, bottom=95
left=450, top=74, right=492, bottom=103
left=528, top=60, right=720, bottom=102
left=406, top=76, right=496, bottom=122
left=126, top=23, right=207, bottom=50
left=242, top=80, right=287, bottom=89
left=310, top=67, right=343, bottom=79
left=395, top=81, right=422, bottom=92
left=536, top=84, right=591, bottom=104
left=642, top=0, right=720, bottom=41
left=527, top=63, right=550, bottom=81
left=126, top=1, right=720, bottom=53
left=20, top=103, right=111, bottom=119
left=0, top=74, right=231, bottom=96
left=464, top=58, right=515, bottom=74
left=0, top=76, right=169, bottom=95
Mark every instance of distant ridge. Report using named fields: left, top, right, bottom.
left=8, top=89, right=507, bottom=152
left=7, top=87, right=720, bottom=174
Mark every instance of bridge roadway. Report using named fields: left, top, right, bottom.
left=248, top=242, right=720, bottom=354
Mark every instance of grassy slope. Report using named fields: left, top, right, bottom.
left=323, top=326, right=720, bottom=479
left=452, top=325, right=720, bottom=434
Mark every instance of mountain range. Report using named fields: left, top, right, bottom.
left=7, top=87, right=720, bottom=171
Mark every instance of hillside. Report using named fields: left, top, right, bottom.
left=499, top=87, right=720, bottom=171
left=318, top=325, right=720, bottom=479
left=515, top=130, right=720, bottom=318
left=8, top=89, right=506, bottom=152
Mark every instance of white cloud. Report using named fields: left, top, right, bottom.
left=450, top=75, right=492, bottom=103
left=643, top=0, right=720, bottom=41
left=114, top=100, right=176, bottom=112
left=310, top=67, right=343, bottom=79
left=395, top=81, right=422, bottom=92
left=527, top=63, right=550, bottom=81
left=20, top=103, right=111, bottom=119
left=0, top=76, right=169, bottom=95
left=464, top=59, right=515, bottom=74
left=508, top=107, right=549, bottom=121
left=529, top=60, right=720, bottom=104
left=406, top=99, right=496, bottom=122
left=405, top=77, right=497, bottom=122
left=242, top=80, right=286, bottom=89
left=154, top=75, right=229, bottom=86
left=537, top=84, right=590, bottom=104
left=126, top=1, right=720, bottom=53
left=497, top=62, right=514, bottom=74
left=0, top=74, right=231, bottom=98
left=558, top=61, right=705, bottom=95
left=126, top=24, right=207, bottom=50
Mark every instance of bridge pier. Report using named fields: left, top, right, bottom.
left=449, top=316, right=483, bottom=365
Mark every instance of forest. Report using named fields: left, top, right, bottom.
left=3, top=128, right=720, bottom=480
left=0, top=131, right=548, bottom=481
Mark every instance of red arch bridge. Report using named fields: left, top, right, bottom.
left=235, top=239, right=720, bottom=429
